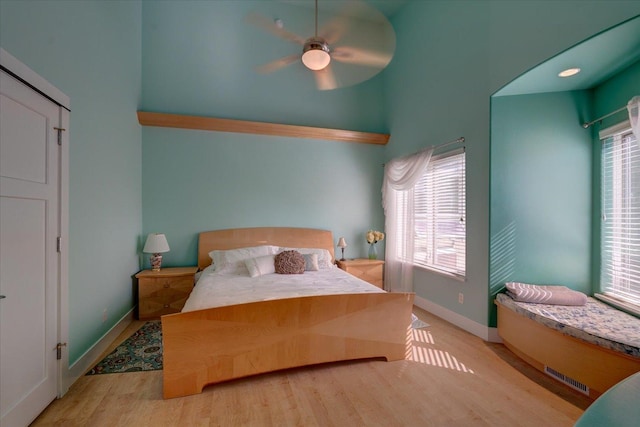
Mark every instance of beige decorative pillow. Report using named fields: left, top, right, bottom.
left=303, top=253, right=319, bottom=271
left=274, top=250, right=305, bottom=274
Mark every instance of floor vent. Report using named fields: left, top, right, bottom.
left=544, top=366, right=589, bottom=395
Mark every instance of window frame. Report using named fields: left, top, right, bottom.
left=598, top=120, right=640, bottom=315
left=395, top=148, right=466, bottom=279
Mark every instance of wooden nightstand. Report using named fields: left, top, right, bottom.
left=336, top=259, right=385, bottom=289
left=135, top=266, right=198, bottom=320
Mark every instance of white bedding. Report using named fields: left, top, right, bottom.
left=182, top=266, right=384, bottom=312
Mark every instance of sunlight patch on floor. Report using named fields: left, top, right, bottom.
left=411, top=328, right=434, bottom=344
left=405, top=327, right=474, bottom=373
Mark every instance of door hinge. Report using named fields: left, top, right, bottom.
left=56, top=342, right=67, bottom=360
left=54, top=127, right=66, bottom=146
left=56, top=236, right=62, bottom=253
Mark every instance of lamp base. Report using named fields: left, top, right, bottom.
left=150, top=253, right=163, bottom=271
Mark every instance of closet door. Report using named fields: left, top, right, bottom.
left=0, top=69, right=61, bottom=427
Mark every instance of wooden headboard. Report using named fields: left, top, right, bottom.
left=197, top=227, right=335, bottom=270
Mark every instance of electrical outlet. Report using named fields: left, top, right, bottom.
left=458, top=292, right=464, bottom=304
left=102, top=309, right=107, bottom=323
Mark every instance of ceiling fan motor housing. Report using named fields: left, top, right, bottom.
left=302, top=37, right=331, bottom=70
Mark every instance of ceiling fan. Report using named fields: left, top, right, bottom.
left=246, top=0, right=396, bottom=91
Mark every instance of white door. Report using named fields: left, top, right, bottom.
left=0, top=69, right=61, bottom=426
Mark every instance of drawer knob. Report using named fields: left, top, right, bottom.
left=164, top=284, right=170, bottom=288
left=164, top=304, right=170, bottom=308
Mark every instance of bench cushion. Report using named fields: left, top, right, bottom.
left=496, top=293, right=640, bottom=358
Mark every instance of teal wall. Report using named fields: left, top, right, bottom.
left=384, top=0, right=640, bottom=327
left=141, top=127, right=386, bottom=267
left=489, top=91, right=593, bottom=325
left=593, top=60, right=640, bottom=127
left=591, top=60, right=640, bottom=293
left=0, top=0, right=142, bottom=364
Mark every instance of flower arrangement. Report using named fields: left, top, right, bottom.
left=366, top=230, right=385, bottom=260
left=366, top=230, right=385, bottom=244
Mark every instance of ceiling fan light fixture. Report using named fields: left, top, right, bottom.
left=302, top=38, right=331, bottom=71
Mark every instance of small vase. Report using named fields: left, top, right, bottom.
left=368, top=243, right=378, bottom=260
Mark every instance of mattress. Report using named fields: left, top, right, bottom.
left=496, top=293, right=640, bottom=358
left=182, top=266, right=384, bottom=312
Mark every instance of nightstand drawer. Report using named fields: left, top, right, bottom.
left=336, top=259, right=384, bottom=289
left=350, top=264, right=383, bottom=288
left=139, top=276, right=193, bottom=291
left=138, top=279, right=193, bottom=319
left=135, top=266, right=198, bottom=320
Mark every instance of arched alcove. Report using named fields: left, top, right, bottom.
left=488, top=16, right=640, bottom=326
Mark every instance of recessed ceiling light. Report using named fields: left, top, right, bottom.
left=558, top=68, right=581, bottom=78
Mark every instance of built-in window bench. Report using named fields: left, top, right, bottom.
left=495, top=293, right=640, bottom=400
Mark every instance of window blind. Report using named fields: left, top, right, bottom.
left=601, top=126, right=640, bottom=307
left=395, top=149, right=466, bottom=276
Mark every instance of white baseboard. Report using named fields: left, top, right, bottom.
left=414, top=295, right=502, bottom=343
left=62, top=308, right=135, bottom=394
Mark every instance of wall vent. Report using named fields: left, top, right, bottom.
left=544, top=366, right=589, bottom=395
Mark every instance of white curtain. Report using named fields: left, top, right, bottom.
left=629, top=96, right=640, bottom=140
left=382, top=147, right=434, bottom=292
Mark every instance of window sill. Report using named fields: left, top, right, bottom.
left=595, top=293, right=640, bottom=319
left=413, top=264, right=466, bottom=283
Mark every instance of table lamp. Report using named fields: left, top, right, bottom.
left=143, top=233, right=170, bottom=271
left=337, top=237, right=347, bottom=261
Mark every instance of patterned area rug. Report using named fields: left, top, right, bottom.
left=86, top=321, right=162, bottom=375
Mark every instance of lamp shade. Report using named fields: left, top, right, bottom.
left=143, top=233, right=170, bottom=254
left=337, top=237, right=347, bottom=248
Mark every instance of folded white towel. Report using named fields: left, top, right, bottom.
left=505, top=282, right=587, bottom=306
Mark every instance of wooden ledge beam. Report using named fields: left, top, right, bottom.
left=137, top=111, right=389, bottom=145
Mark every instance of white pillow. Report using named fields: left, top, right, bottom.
left=278, top=247, right=333, bottom=269
left=303, top=253, right=319, bottom=271
left=244, top=255, right=276, bottom=278
left=209, top=245, right=278, bottom=274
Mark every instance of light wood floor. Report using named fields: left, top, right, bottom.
left=32, top=307, right=591, bottom=426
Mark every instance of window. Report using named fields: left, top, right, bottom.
left=600, top=122, right=640, bottom=310
left=395, top=149, right=466, bottom=277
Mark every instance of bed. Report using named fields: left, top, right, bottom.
left=160, top=227, right=415, bottom=399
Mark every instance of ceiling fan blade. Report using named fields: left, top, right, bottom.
left=331, top=46, right=393, bottom=69
left=324, top=0, right=394, bottom=43
left=319, top=17, right=348, bottom=46
left=245, top=12, right=305, bottom=45
left=318, top=9, right=351, bottom=45
left=256, top=54, right=300, bottom=74
left=314, top=65, right=337, bottom=91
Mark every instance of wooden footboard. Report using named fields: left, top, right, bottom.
left=496, top=301, right=640, bottom=399
left=161, top=292, right=414, bottom=399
